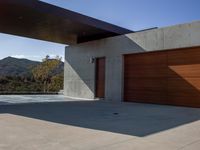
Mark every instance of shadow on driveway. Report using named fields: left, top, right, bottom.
left=0, top=100, right=200, bottom=137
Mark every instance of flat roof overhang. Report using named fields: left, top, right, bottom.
left=0, top=0, right=133, bottom=44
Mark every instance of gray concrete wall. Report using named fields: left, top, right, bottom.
left=64, top=21, right=200, bottom=101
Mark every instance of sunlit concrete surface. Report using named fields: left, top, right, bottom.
left=0, top=95, right=72, bottom=105
left=0, top=100, right=200, bottom=150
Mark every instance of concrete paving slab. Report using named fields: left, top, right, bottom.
left=0, top=95, right=71, bottom=105
left=0, top=98, right=200, bottom=150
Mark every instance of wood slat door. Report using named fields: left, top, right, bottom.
left=124, top=52, right=168, bottom=104
left=95, top=58, right=105, bottom=98
left=124, top=47, right=200, bottom=108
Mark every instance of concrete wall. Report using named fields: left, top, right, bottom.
left=64, top=21, right=200, bottom=101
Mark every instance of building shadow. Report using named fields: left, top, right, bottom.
left=0, top=100, right=200, bottom=137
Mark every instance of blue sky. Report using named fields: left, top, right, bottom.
left=0, top=0, right=200, bottom=61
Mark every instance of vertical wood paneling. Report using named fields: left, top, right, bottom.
left=124, top=47, right=200, bottom=108
left=95, top=58, right=105, bottom=98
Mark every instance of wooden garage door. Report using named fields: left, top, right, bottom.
left=124, top=47, right=200, bottom=107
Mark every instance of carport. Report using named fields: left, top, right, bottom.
left=0, top=0, right=132, bottom=44
left=1, top=0, right=200, bottom=108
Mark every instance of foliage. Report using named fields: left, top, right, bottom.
left=0, top=55, right=64, bottom=93
left=0, top=76, right=42, bottom=92
left=49, top=73, right=64, bottom=92
left=32, top=55, right=62, bottom=92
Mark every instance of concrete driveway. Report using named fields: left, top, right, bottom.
left=0, top=95, right=72, bottom=105
left=0, top=98, right=200, bottom=150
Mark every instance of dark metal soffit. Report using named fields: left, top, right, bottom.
left=0, top=0, right=133, bottom=44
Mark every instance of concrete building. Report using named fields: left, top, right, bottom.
left=1, top=0, right=200, bottom=107
left=65, top=21, right=200, bottom=108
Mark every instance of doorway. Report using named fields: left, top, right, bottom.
left=95, top=57, right=105, bottom=98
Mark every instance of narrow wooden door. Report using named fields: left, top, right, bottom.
left=95, top=58, right=105, bottom=98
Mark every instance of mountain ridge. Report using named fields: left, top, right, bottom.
left=0, top=57, right=63, bottom=77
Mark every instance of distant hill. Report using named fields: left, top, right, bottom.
left=0, top=57, right=64, bottom=77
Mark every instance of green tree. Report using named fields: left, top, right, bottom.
left=49, top=73, right=64, bottom=92
left=32, top=55, right=62, bottom=92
